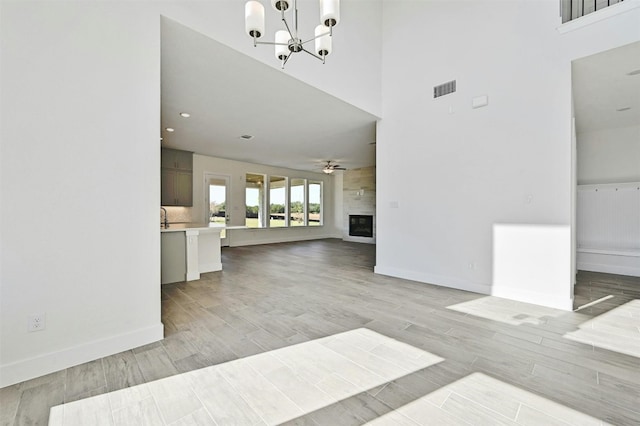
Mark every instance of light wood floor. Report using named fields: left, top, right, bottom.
left=1, top=239, right=639, bottom=425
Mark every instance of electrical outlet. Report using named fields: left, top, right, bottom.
left=28, top=313, right=46, bottom=332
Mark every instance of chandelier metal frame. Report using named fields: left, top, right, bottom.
left=245, top=0, right=340, bottom=69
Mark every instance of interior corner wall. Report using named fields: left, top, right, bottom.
left=0, top=2, right=162, bottom=386
left=577, top=125, right=640, bottom=184
left=375, top=0, right=639, bottom=310
left=333, top=173, right=345, bottom=238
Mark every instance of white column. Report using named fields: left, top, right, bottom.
left=185, top=229, right=200, bottom=281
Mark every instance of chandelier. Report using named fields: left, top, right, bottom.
left=244, top=0, right=340, bottom=68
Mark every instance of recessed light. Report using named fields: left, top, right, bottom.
left=179, top=112, right=191, bottom=118
left=165, top=127, right=175, bottom=132
left=627, top=69, right=640, bottom=76
left=616, top=107, right=631, bottom=112
left=240, top=134, right=254, bottom=140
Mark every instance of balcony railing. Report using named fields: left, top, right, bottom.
left=561, top=0, right=624, bottom=23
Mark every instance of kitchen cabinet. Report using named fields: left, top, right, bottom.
left=161, top=148, right=193, bottom=170
left=161, top=169, right=193, bottom=206
left=161, top=224, right=225, bottom=284
left=161, top=148, right=193, bottom=206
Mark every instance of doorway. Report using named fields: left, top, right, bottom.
left=205, top=173, right=230, bottom=247
left=572, top=42, right=640, bottom=279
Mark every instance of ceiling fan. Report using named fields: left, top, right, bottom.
left=322, top=160, right=346, bottom=174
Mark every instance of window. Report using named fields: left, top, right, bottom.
left=245, top=173, right=265, bottom=228
left=244, top=173, right=323, bottom=229
left=290, top=179, right=306, bottom=226
left=308, top=181, right=322, bottom=226
left=269, top=176, right=287, bottom=228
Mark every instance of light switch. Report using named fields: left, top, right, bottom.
left=472, top=95, right=489, bottom=109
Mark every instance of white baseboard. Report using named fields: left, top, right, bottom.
left=200, top=262, right=222, bottom=273
left=490, top=287, right=574, bottom=311
left=578, top=261, right=640, bottom=278
left=229, top=234, right=337, bottom=247
left=374, top=265, right=491, bottom=295
left=0, top=323, right=164, bottom=388
left=374, top=265, right=574, bottom=311
left=343, top=236, right=376, bottom=244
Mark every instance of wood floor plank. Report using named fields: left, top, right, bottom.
left=5, top=240, right=640, bottom=426
left=64, top=359, right=106, bottom=402
left=14, top=381, right=64, bottom=426
left=102, top=350, right=146, bottom=392
left=133, top=345, right=178, bottom=382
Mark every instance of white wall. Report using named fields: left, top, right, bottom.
left=0, top=2, right=163, bottom=386
left=577, top=125, right=640, bottom=184
left=158, top=0, right=383, bottom=117
left=0, top=0, right=382, bottom=386
left=375, top=0, right=640, bottom=310
left=193, top=154, right=341, bottom=246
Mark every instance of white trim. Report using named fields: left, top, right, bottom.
left=577, top=182, right=640, bottom=191
left=578, top=247, right=640, bottom=257
left=374, top=265, right=574, bottom=311
left=490, top=287, right=574, bottom=311
left=557, top=0, right=640, bottom=34
left=374, top=265, right=491, bottom=295
left=0, top=323, right=164, bottom=388
left=578, top=261, right=640, bottom=277
left=199, top=261, right=223, bottom=273
left=229, top=233, right=337, bottom=247
left=343, top=235, right=376, bottom=244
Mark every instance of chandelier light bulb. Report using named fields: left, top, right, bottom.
left=275, top=30, right=290, bottom=60
left=320, top=0, right=340, bottom=27
left=245, top=1, right=265, bottom=38
left=315, top=25, right=332, bottom=57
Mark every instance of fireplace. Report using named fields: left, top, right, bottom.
left=349, top=215, right=373, bottom=238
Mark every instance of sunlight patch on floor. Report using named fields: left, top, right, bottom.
left=564, top=299, right=640, bottom=358
left=365, top=372, right=610, bottom=425
left=447, top=296, right=565, bottom=326
left=49, top=328, right=443, bottom=425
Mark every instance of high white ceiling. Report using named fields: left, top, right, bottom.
left=160, top=18, right=377, bottom=173
left=573, top=41, right=640, bottom=134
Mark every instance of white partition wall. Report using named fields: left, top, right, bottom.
left=577, top=183, right=640, bottom=276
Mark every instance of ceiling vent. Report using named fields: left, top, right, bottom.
left=434, top=80, right=456, bottom=98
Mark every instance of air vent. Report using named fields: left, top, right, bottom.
left=434, top=80, right=456, bottom=98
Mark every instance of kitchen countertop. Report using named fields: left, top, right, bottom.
left=160, top=223, right=248, bottom=233
left=160, top=223, right=225, bottom=233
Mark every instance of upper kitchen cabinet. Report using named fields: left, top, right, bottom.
left=161, top=148, right=193, bottom=171
left=161, top=148, right=193, bottom=206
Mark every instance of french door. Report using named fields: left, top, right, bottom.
left=205, top=174, right=230, bottom=247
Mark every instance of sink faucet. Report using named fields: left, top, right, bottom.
left=161, top=207, right=169, bottom=228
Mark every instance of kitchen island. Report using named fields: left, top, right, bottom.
left=160, top=223, right=225, bottom=284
